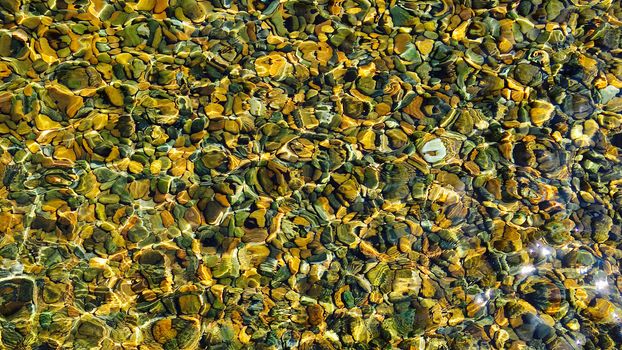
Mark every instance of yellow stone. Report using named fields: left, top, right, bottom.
left=154, top=0, right=169, bottom=13
left=286, top=254, right=300, bottom=274
left=0, top=63, right=11, bottom=78
left=321, top=24, right=334, bottom=33
left=92, top=114, right=108, bottom=130
left=300, top=108, right=319, bottom=129
left=498, top=38, right=513, bottom=53
left=451, top=21, right=469, bottom=42
left=393, top=34, right=411, bottom=55
left=168, top=158, right=184, bottom=176
left=161, top=211, right=175, bottom=227
left=54, top=146, right=76, bottom=161
left=129, top=179, right=150, bottom=199
left=566, top=319, right=580, bottom=331
left=136, top=0, right=156, bottom=11
left=115, top=53, right=133, bottom=65
left=346, top=7, right=362, bottom=14
left=205, top=103, right=224, bottom=116
left=224, top=120, right=239, bottom=134
left=530, top=100, right=555, bottom=126
left=585, top=298, right=615, bottom=323
left=105, top=147, right=120, bottom=162
left=421, top=276, right=436, bottom=297
left=607, top=73, right=622, bottom=88
left=267, top=35, right=285, bottom=45
left=42, top=198, right=66, bottom=212
left=38, top=38, right=58, bottom=63
left=594, top=75, right=607, bottom=89
left=369, top=291, right=384, bottom=304
left=152, top=319, right=177, bottom=344
left=416, top=39, right=434, bottom=56
left=34, top=114, right=62, bottom=130
left=128, top=161, right=143, bottom=174
left=239, top=327, right=251, bottom=344
left=493, top=328, right=510, bottom=349
left=96, top=63, right=113, bottom=80
left=358, top=129, right=376, bottom=150
left=151, top=159, right=162, bottom=174
left=114, top=158, right=130, bottom=172
left=583, top=119, right=599, bottom=136
left=540, top=314, right=556, bottom=327
left=255, top=52, right=288, bottom=78
left=448, top=308, right=464, bottom=326
left=104, top=86, right=124, bottom=106
left=48, top=84, right=84, bottom=118
left=580, top=190, right=595, bottom=203
left=26, top=140, right=40, bottom=153
left=249, top=209, right=267, bottom=228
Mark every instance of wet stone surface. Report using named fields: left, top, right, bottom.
left=1, top=0, right=622, bottom=349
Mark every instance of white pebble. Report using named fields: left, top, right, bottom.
left=421, top=138, right=447, bottom=163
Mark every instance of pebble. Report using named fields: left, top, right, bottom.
left=421, top=138, right=447, bottom=163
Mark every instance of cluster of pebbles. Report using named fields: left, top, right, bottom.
left=1, top=0, right=622, bottom=349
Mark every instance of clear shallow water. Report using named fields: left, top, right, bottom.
left=0, top=0, right=622, bottom=349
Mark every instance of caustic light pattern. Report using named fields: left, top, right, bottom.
left=1, top=0, right=622, bottom=349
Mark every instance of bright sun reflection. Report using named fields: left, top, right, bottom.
left=474, top=289, right=493, bottom=306
left=595, top=279, right=609, bottom=290
left=520, top=265, right=536, bottom=275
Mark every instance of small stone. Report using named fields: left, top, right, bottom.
left=34, top=114, right=61, bottom=130
left=530, top=100, right=555, bottom=126
left=178, top=294, right=202, bottom=314
left=104, top=86, right=124, bottom=106
left=136, top=0, right=156, bottom=11
left=128, top=160, right=143, bottom=174
left=421, top=138, right=447, bottom=163
left=152, top=318, right=177, bottom=344
left=307, top=304, right=324, bottom=326
left=416, top=39, right=434, bottom=55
